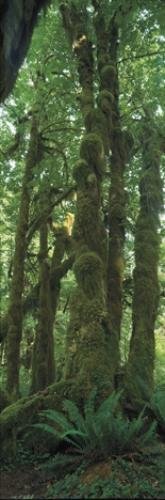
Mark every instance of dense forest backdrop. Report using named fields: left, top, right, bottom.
left=0, top=0, right=165, bottom=476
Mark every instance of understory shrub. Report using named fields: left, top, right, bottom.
left=32, top=390, right=157, bottom=460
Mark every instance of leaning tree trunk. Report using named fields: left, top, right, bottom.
left=0, top=0, right=50, bottom=102
left=124, top=118, right=163, bottom=410
left=60, top=2, right=115, bottom=399
left=6, top=115, right=39, bottom=400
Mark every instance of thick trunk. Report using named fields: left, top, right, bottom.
left=92, top=6, right=132, bottom=375
left=31, top=220, right=55, bottom=393
left=6, top=116, right=39, bottom=400
left=60, top=3, right=114, bottom=398
left=0, top=380, right=78, bottom=458
left=125, top=118, right=163, bottom=409
left=0, top=0, right=50, bottom=101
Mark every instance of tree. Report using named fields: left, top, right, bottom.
left=6, top=114, right=41, bottom=399
left=125, top=113, right=163, bottom=409
left=0, top=0, right=50, bottom=101
left=0, top=0, right=164, bottom=454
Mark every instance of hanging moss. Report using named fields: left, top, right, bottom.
left=100, top=65, right=117, bottom=89
left=97, top=89, right=114, bottom=114
left=84, top=108, right=110, bottom=153
left=80, top=132, right=103, bottom=161
left=59, top=2, right=117, bottom=398
left=74, top=251, right=103, bottom=298
left=78, top=90, right=94, bottom=118
left=73, top=159, right=91, bottom=188
left=80, top=133, right=104, bottom=179
left=97, top=54, right=109, bottom=73
left=72, top=194, right=107, bottom=263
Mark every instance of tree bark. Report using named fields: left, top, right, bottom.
left=6, top=115, right=39, bottom=400
left=60, top=2, right=115, bottom=399
left=30, top=217, right=55, bottom=393
left=0, top=0, right=50, bottom=101
left=92, top=3, right=133, bottom=375
left=0, top=254, right=74, bottom=344
left=30, top=225, right=71, bottom=393
left=125, top=116, right=163, bottom=409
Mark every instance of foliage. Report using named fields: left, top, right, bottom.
left=47, top=448, right=165, bottom=499
left=151, top=384, right=165, bottom=431
left=33, top=390, right=157, bottom=460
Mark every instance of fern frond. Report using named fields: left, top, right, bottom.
left=139, top=421, right=157, bottom=446
left=39, top=409, right=73, bottom=432
left=96, top=390, right=123, bottom=418
left=62, top=399, right=86, bottom=433
left=32, top=391, right=158, bottom=460
left=32, top=423, right=60, bottom=438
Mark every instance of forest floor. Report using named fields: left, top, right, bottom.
left=1, top=442, right=165, bottom=499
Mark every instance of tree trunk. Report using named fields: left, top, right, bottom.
left=6, top=115, right=39, bottom=400
left=125, top=117, right=163, bottom=409
left=60, top=3, right=115, bottom=399
left=30, top=220, right=71, bottom=393
left=92, top=4, right=133, bottom=377
left=0, top=380, right=75, bottom=458
left=0, top=0, right=50, bottom=102
left=31, top=218, right=55, bottom=393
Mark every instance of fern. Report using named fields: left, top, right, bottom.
left=151, top=385, right=165, bottom=430
left=38, top=408, right=74, bottom=432
left=62, top=399, right=87, bottom=435
left=31, top=390, right=157, bottom=460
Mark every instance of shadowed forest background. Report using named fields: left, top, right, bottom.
left=0, top=0, right=165, bottom=498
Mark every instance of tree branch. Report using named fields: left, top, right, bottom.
left=119, top=50, right=164, bottom=64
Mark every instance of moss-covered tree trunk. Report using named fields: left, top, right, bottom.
left=31, top=218, right=55, bottom=393
left=30, top=220, right=72, bottom=393
left=60, top=2, right=115, bottom=398
left=125, top=118, right=163, bottom=409
left=92, top=4, right=132, bottom=375
left=6, top=116, right=39, bottom=400
left=49, top=227, right=72, bottom=377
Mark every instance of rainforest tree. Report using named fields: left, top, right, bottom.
left=0, top=0, right=164, bottom=452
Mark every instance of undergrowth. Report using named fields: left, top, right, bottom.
left=46, top=449, right=165, bottom=499
left=32, top=390, right=157, bottom=461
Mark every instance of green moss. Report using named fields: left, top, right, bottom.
left=97, top=90, right=114, bottom=113
left=80, top=132, right=103, bottom=162
left=73, top=159, right=91, bottom=187
left=97, top=54, right=109, bottom=72
left=124, top=123, right=163, bottom=410
left=65, top=291, right=114, bottom=396
left=74, top=251, right=103, bottom=297
left=0, top=380, right=80, bottom=457
left=100, top=65, right=117, bottom=88
left=78, top=90, right=93, bottom=118
left=72, top=194, right=107, bottom=262
left=140, top=169, right=163, bottom=212
left=85, top=108, right=110, bottom=154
